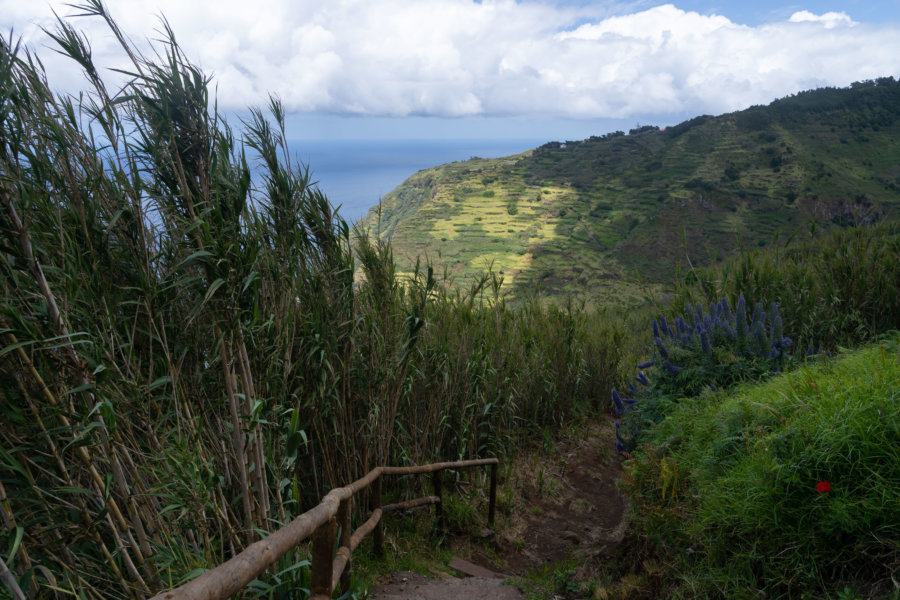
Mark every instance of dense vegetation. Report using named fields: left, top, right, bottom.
left=2, top=6, right=899, bottom=600
left=0, top=10, right=621, bottom=598
left=674, top=223, right=900, bottom=352
left=621, top=339, right=899, bottom=599
left=609, top=225, right=900, bottom=599
left=364, top=78, right=900, bottom=302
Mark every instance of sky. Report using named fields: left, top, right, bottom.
left=4, top=0, right=900, bottom=141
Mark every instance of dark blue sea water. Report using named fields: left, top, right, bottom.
left=288, top=139, right=545, bottom=223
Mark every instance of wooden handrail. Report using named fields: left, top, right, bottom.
left=150, top=458, right=499, bottom=600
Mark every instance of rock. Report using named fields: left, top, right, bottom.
left=562, top=530, right=580, bottom=545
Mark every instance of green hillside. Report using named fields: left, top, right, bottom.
left=362, top=78, right=900, bottom=304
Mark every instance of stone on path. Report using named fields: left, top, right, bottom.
left=447, top=557, right=503, bottom=579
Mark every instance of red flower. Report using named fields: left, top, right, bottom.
left=816, top=481, right=831, bottom=493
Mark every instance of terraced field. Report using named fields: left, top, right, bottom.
left=361, top=79, right=900, bottom=304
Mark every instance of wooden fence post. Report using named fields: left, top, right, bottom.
left=311, top=517, right=337, bottom=599
left=338, top=497, right=352, bottom=591
left=372, top=474, right=384, bottom=557
left=432, top=470, right=445, bottom=540
left=488, top=463, right=497, bottom=527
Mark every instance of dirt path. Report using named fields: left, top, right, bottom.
left=475, top=418, right=628, bottom=578
left=372, top=419, right=627, bottom=598
left=372, top=571, right=524, bottom=600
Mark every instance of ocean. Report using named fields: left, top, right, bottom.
left=287, top=139, right=545, bottom=224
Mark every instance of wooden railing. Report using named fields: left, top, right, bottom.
left=150, top=458, right=499, bottom=600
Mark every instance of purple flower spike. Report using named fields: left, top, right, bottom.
left=660, top=314, right=674, bottom=337
left=720, top=297, right=731, bottom=316
left=655, top=336, right=669, bottom=359
left=611, top=389, right=625, bottom=414
left=665, top=361, right=683, bottom=375
left=700, top=329, right=712, bottom=354
left=637, top=360, right=653, bottom=369
left=772, top=315, right=784, bottom=344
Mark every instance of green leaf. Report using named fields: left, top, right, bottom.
left=63, top=421, right=104, bottom=451
left=241, top=271, right=259, bottom=295
left=148, top=376, right=172, bottom=390
left=174, top=250, right=215, bottom=270
left=0, top=448, right=30, bottom=481
left=186, top=278, right=226, bottom=325
left=0, top=338, right=35, bottom=359
left=6, top=526, right=23, bottom=565
left=251, top=399, right=264, bottom=420
left=55, top=486, right=98, bottom=497
left=177, top=567, right=209, bottom=585
left=204, top=278, right=226, bottom=303
left=67, top=382, right=94, bottom=396
left=158, top=504, right=186, bottom=516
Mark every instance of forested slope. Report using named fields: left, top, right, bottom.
left=364, top=78, right=900, bottom=303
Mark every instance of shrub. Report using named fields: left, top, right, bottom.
left=612, top=295, right=793, bottom=450
left=675, top=224, right=900, bottom=352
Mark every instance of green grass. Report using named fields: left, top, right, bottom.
left=349, top=510, right=456, bottom=595
left=623, top=337, right=900, bottom=598
left=517, top=560, right=581, bottom=600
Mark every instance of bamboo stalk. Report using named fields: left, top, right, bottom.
left=8, top=337, right=135, bottom=546
left=1, top=193, right=74, bottom=360
left=0, top=481, right=16, bottom=532
left=116, top=444, right=154, bottom=559
left=5, top=389, right=79, bottom=574
left=237, top=336, right=269, bottom=525
left=88, top=516, right=133, bottom=599
left=1, top=190, right=147, bottom=567
left=0, top=557, right=25, bottom=600
left=106, top=512, right=149, bottom=596
left=220, top=334, right=253, bottom=534
left=0, top=479, right=37, bottom=598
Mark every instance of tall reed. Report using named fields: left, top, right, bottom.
left=0, top=6, right=622, bottom=598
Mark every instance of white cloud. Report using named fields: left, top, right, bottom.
left=2, top=1, right=898, bottom=119
left=789, top=10, right=855, bottom=28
